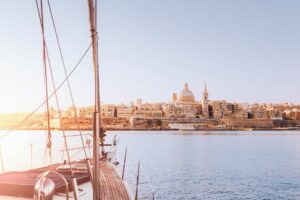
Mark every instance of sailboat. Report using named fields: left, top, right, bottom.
left=0, top=0, right=132, bottom=199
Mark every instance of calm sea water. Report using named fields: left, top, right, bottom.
left=1, top=130, right=300, bottom=200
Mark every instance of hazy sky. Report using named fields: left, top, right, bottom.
left=1, top=0, right=300, bottom=112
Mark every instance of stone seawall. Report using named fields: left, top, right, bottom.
left=222, top=119, right=274, bottom=129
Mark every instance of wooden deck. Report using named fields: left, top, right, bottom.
left=0, top=161, right=131, bottom=199
left=99, top=161, right=130, bottom=200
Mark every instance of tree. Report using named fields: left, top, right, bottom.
left=113, top=107, right=118, bottom=118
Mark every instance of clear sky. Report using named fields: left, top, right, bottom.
left=0, top=0, right=300, bottom=112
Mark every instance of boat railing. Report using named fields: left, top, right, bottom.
left=34, top=170, right=71, bottom=200
left=120, top=148, right=157, bottom=200
left=60, top=133, right=117, bottom=158
left=136, top=162, right=156, bottom=200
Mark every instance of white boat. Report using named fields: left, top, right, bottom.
left=169, top=123, right=195, bottom=130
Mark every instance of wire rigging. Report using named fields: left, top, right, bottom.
left=46, top=0, right=88, bottom=160
left=0, top=43, right=92, bottom=141
left=45, top=46, right=74, bottom=175
left=0, top=1, right=96, bottom=180
left=38, top=0, right=52, bottom=162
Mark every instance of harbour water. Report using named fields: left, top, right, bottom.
left=1, top=130, right=300, bottom=199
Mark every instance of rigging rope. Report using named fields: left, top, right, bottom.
left=45, top=45, right=74, bottom=175
left=36, top=0, right=90, bottom=174
left=39, top=0, right=52, bottom=162
left=0, top=43, right=92, bottom=141
left=46, top=0, right=88, bottom=160
left=47, top=53, right=73, bottom=177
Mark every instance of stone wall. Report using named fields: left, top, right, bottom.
left=222, top=119, right=274, bottom=129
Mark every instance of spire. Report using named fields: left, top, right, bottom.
left=203, top=82, right=209, bottom=101
left=184, top=82, right=189, bottom=90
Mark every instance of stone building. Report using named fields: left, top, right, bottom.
left=251, top=105, right=268, bottom=119
left=78, top=106, right=94, bottom=119
left=212, top=100, right=227, bottom=119
left=283, top=109, right=300, bottom=120
left=102, top=104, right=116, bottom=118
left=63, top=106, right=79, bottom=118
left=115, top=104, right=135, bottom=118
left=133, top=102, right=163, bottom=119
left=170, top=82, right=212, bottom=119
left=163, top=104, right=196, bottom=118
left=163, top=104, right=184, bottom=118
left=173, top=83, right=196, bottom=105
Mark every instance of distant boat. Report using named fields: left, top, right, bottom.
left=242, top=128, right=253, bottom=131
left=169, top=123, right=195, bottom=130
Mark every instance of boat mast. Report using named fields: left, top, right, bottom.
left=41, top=0, right=52, bottom=162
left=87, top=0, right=102, bottom=199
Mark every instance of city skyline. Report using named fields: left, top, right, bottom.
left=1, top=1, right=300, bottom=113
left=1, top=81, right=300, bottom=114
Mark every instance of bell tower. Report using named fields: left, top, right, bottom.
left=202, top=83, right=209, bottom=118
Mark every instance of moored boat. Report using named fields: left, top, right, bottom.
left=0, top=0, right=132, bottom=199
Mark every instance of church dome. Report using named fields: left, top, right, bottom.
left=179, top=89, right=194, bottom=97
left=178, top=83, right=195, bottom=104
